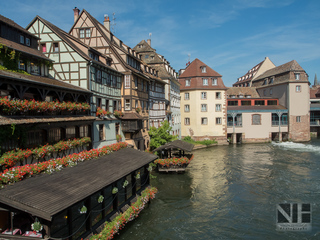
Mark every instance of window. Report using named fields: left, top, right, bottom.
left=186, top=79, right=191, bottom=86
left=296, top=116, right=301, bottom=122
left=185, top=105, right=190, bottom=112
left=18, top=60, right=25, bottom=70
left=20, top=35, right=24, bottom=44
left=269, top=77, right=274, bottom=84
left=255, top=100, right=265, bottom=105
left=125, top=75, right=130, bottom=88
left=296, top=85, right=301, bottom=92
left=185, top=118, right=190, bottom=125
left=203, top=78, right=208, bottom=86
left=125, top=99, right=131, bottom=110
left=263, top=79, right=267, bottom=85
left=48, top=128, right=61, bottom=143
left=66, top=127, right=76, bottom=139
left=53, top=42, right=59, bottom=52
left=216, top=92, right=221, bottom=99
left=252, top=114, right=261, bottom=125
left=270, top=88, right=273, bottom=95
left=41, top=43, right=46, bottom=53
left=79, top=29, right=85, bottom=38
left=26, top=38, right=30, bottom=46
left=228, top=101, right=238, bottom=106
left=79, top=125, right=89, bottom=138
left=201, top=117, right=208, bottom=125
left=99, top=124, right=105, bottom=141
left=201, top=104, right=207, bottom=112
left=96, top=70, right=102, bottom=83
left=201, top=92, right=207, bottom=99
left=86, top=28, right=91, bottom=38
left=30, top=62, right=39, bottom=75
left=216, top=104, right=221, bottom=112
left=201, top=66, right=206, bottom=73
left=212, top=78, right=217, bottom=85
left=96, top=97, right=102, bottom=108
left=216, top=117, right=221, bottom=125
left=185, top=93, right=190, bottom=100
left=295, top=73, right=300, bottom=80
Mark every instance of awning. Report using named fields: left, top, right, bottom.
left=0, top=148, right=157, bottom=221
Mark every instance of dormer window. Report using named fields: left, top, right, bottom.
left=186, top=79, right=191, bottom=86
left=295, top=73, right=300, bottom=80
left=269, top=77, right=274, bottom=84
left=263, top=79, right=267, bottom=85
left=201, top=66, right=206, bottom=73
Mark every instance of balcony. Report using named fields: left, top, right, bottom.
left=310, top=120, right=320, bottom=126
left=227, top=121, right=242, bottom=127
left=121, top=120, right=143, bottom=132
left=272, top=121, right=288, bottom=126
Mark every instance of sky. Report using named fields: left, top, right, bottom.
left=1, top=0, right=320, bottom=87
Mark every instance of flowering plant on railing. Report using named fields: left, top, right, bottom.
left=0, top=97, right=90, bottom=115
left=0, top=142, right=128, bottom=187
left=0, top=137, right=91, bottom=169
left=96, top=107, right=111, bottom=118
left=135, top=107, right=141, bottom=113
left=90, top=187, right=158, bottom=240
left=154, top=155, right=194, bottom=167
left=114, top=110, right=124, bottom=118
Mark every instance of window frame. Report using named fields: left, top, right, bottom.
left=252, top=114, right=261, bottom=125
left=216, top=117, right=222, bottom=125
left=201, top=104, right=207, bottom=112
left=212, top=78, right=217, bottom=86
left=184, top=92, right=190, bottom=100
left=296, top=85, right=301, bottom=92
left=184, top=104, right=190, bottom=112
left=215, top=104, right=221, bottom=112
left=185, top=79, right=191, bottom=86
left=202, top=78, right=208, bottom=86
left=201, top=92, right=207, bottom=100
left=185, top=118, right=190, bottom=125
left=201, top=117, right=208, bottom=125
left=216, top=92, right=221, bottom=99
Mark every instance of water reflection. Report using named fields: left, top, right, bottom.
left=117, top=139, right=320, bottom=240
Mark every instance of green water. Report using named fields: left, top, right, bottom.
left=118, top=139, right=320, bottom=239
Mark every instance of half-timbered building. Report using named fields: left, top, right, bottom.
left=27, top=15, right=124, bottom=149
left=69, top=8, right=156, bottom=150
left=133, top=39, right=181, bottom=137
left=0, top=14, right=94, bottom=152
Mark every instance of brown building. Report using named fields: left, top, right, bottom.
left=69, top=8, right=162, bottom=150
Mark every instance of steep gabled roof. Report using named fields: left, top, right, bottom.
left=0, top=14, right=38, bottom=38
left=179, top=58, right=222, bottom=78
left=74, top=10, right=146, bottom=77
left=133, top=40, right=156, bottom=53
left=254, top=60, right=304, bottom=81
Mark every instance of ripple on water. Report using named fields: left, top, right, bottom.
left=117, top=139, right=320, bottom=240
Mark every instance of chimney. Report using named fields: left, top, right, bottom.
left=147, top=39, right=151, bottom=46
left=104, top=14, right=110, bottom=31
left=73, top=7, right=80, bottom=23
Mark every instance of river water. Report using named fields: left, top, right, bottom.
left=117, top=138, right=320, bottom=240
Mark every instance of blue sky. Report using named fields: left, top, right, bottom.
left=1, top=0, right=319, bottom=87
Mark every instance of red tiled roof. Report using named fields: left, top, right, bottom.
left=178, top=58, right=227, bottom=91
left=179, top=58, right=222, bottom=78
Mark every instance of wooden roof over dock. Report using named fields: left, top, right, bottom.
left=0, top=148, right=157, bottom=221
left=153, top=140, right=194, bottom=152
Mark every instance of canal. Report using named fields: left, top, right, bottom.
left=117, top=139, right=320, bottom=239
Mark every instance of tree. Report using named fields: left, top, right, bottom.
left=149, top=120, right=177, bottom=151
